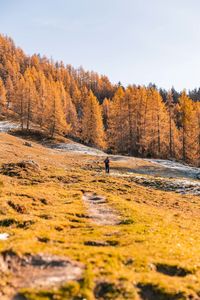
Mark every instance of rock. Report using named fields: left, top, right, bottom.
left=123, top=258, right=134, bottom=266
left=84, top=240, right=119, bottom=247
left=0, top=251, right=84, bottom=290
left=17, top=160, right=40, bottom=171
left=155, top=263, right=192, bottom=277
left=24, top=141, right=32, bottom=147
left=94, top=281, right=120, bottom=299
left=0, top=233, right=9, bottom=240
left=7, top=201, right=26, bottom=214
left=0, top=160, right=40, bottom=177
left=84, top=240, right=109, bottom=247
left=196, top=173, right=200, bottom=180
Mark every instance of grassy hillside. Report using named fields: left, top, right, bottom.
left=0, top=133, right=200, bottom=300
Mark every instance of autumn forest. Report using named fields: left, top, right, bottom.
left=0, top=35, right=199, bottom=166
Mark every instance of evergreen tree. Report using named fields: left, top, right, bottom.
left=14, top=76, right=26, bottom=129
left=5, top=76, right=14, bottom=109
left=0, top=78, right=6, bottom=114
left=46, top=80, right=68, bottom=137
left=23, top=68, right=38, bottom=131
left=107, top=87, right=126, bottom=153
left=178, top=91, right=197, bottom=162
left=102, top=97, right=110, bottom=131
left=0, top=34, right=199, bottom=165
left=82, top=90, right=105, bottom=148
left=57, top=81, right=78, bottom=137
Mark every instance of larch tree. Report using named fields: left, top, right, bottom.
left=178, top=91, right=197, bottom=162
left=66, top=92, right=79, bottom=137
left=23, top=68, right=38, bottom=131
left=102, top=97, right=110, bottom=131
left=191, top=101, right=200, bottom=165
left=136, top=87, right=148, bottom=156
left=46, top=80, right=68, bottom=137
left=166, top=91, right=182, bottom=159
left=196, top=102, right=200, bottom=166
left=166, top=91, right=174, bottom=157
left=0, top=78, right=6, bottom=115
left=14, top=76, right=26, bottom=129
left=153, top=89, right=169, bottom=157
left=107, top=87, right=126, bottom=153
left=138, top=88, right=169, bottom=158
left=0, top=34, right=200, bottom=166
left=82, top=90, right=105, bottom=148
left=139, top=88, right=156, bottom=157
left=35, top=71, right=48, bottom=128
left=70, top=80, right=82, bottom=117
left=125, top=86, right=139, bottom=155
left=57, top=81, right=78, bottom=137
left=5, top=76, right=14, bottom=110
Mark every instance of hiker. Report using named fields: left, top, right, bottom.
left=104, top=157, right=110, bottom=173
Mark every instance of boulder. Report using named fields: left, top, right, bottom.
left=1, top=160, right=40, bottom=177
left=24, top=141, right=32, bottom=147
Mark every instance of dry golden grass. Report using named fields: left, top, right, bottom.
left=0, top=133, right=200, bottom=299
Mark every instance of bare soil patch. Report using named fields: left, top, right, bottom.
left=82, top=192, right=120, bottom=226
left=0, top=250, right=84, bottom=299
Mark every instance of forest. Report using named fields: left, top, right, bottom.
left=0, top=34, right=199, bottom=166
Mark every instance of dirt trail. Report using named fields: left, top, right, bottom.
left=82, top=192, right=120, bottom=226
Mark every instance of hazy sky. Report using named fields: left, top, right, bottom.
left=1, top=0, right=200, bottom=90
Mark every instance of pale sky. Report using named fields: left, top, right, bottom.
left=1, top=0, right=200, bottom=91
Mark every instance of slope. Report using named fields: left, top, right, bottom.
left=0, top=132, right=199, bottom=299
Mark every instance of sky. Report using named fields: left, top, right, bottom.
left=0, top=0, right=200, bottom=91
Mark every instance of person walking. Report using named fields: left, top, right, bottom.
left=104, top=157, right=110, bottom=174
